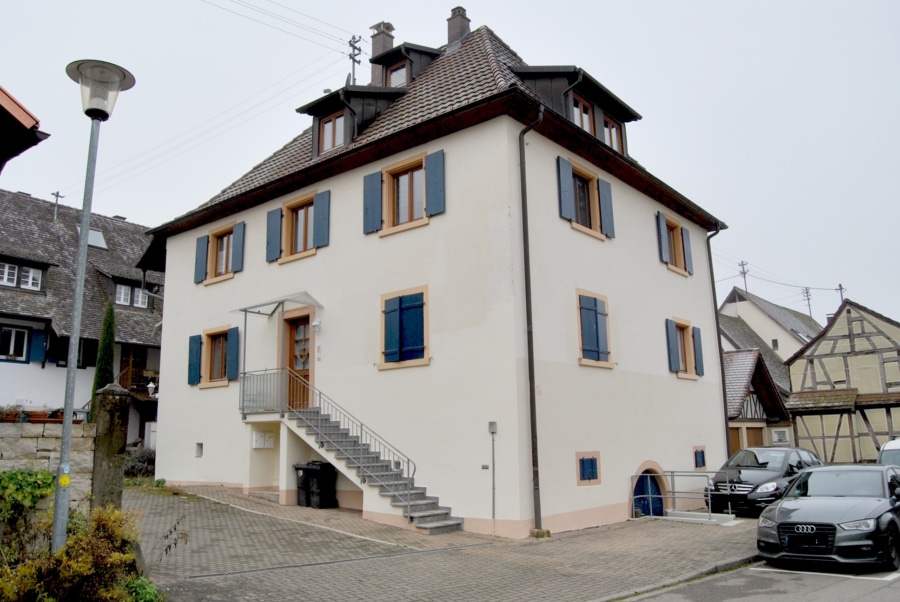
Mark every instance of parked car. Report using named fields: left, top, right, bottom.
left=706, top=446, right=823, bottom=515
left=878, top=438, right=900, bottom=466
left=757, top=465, right=900, bottom=570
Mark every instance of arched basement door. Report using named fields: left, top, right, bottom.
left=633, top=472, right=664, bottom=517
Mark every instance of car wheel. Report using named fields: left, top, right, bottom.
left=881, top=524, right=900, bottom=572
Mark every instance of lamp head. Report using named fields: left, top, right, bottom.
left=66, top=60, right=135, bottom=121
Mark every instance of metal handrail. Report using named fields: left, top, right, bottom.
left=631, top=471, right=721, bottom=520
left=240, top=368, right=417, bottom=521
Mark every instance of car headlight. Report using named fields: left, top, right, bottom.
left=839, top=519, right=875, bottom=531
left=758, top=516, right=776, bottom=528
left=754, top=482, right=778, bottom=494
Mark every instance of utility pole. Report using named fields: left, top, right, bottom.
left=348, top=36, right=362, bottom=85
left=51, top=191, right=65, bottom=221
left=836, top=283, right=846, bottom=302
left=802, top=287, right=813, bottom=319
left=738, top=261, right=749, bottom=291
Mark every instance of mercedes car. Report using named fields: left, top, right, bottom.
left=757, top=465, right=900, bottom=570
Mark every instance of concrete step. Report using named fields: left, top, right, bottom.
left=416, top=519, right=463, bottom=535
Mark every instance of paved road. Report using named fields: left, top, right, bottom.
left=124, top=486, right=758, bottom=601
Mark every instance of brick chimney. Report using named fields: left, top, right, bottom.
left=370, top=21, right=395, bottom=86
left=447, top=7, right=470, bottom=45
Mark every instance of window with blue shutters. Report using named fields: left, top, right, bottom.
left=380, top=286, right=429, bottom=369
left=577, top=290, right=612, bottom=367
left=557, top=157, right=615, bottom=240
left=364, top=150, right=445, bottom=236
left=665, top=318, right=703, bottom=378
left=195, top=221, right=246, bottom=284
left=694, top=448, right=706, bottom=469
left=576, top=453, right=601, bottom=485
left=268, top=191, right=332, bottom=263
left=656, top=212, right=693, bottom=275
left=189, top=326, right=240, bottom=387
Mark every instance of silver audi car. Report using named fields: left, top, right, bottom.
left=757, top=465, right=900, bottom=571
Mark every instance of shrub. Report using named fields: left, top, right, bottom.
left=124, top=449, right=156, bottom=478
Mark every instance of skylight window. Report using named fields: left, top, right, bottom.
left=75, top=225, right=108, bottom=249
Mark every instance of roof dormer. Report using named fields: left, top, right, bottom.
left=369, top=43, right=441, bottom=88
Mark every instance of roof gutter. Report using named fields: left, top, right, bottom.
left=518, top=104, right=545, bottom=533
left=706, top=223, right=732, bottom=455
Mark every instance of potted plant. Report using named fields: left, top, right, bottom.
left=0, top=404, right=24, bottom=423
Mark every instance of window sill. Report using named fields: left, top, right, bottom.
left=203, top=272, right=235, bottom=286
left=666, top=264, right=690, bottom=278
left=378, top=217, right=430, bottom=238
left=578, top=358, right=614, bottom=369
left=570, top=222, right=608, bottom=241
left=676, top=371, right=699, bottom=381
left=198, top=379, right=231, bottom=389
left=377, top=357, right=430, bottom=371
left=277, top=248, right=317, bottom=265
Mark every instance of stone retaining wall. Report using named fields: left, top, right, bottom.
left=0, top=422, right=96, bottom=504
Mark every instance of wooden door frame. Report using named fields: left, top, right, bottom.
left=282, top=307, right=316, bottom=388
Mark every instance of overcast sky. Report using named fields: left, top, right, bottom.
left=2, top=1, right=898, bottom=326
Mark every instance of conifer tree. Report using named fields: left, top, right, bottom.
left=90, top=299, right=116, bottom=422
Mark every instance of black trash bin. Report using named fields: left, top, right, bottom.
left=292, top=461, right=338, bottom=509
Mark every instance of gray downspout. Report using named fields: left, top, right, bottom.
left=339, top=90, right=358, bottom=140
left=706, top=224, right=731, bottom=455
left=560, top=71, right=584, bottom=121
left=518, top=105, right=544, bottom=532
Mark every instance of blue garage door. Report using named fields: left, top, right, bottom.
left=633, top=472, right=664, bottom=517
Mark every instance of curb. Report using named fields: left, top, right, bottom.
left=593, top=554, right=761, bottom=601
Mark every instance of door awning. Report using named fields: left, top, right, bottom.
left=234, top=291, right=323, bottom=317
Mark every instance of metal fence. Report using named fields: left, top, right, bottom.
left=631, top=471, right=727, bottom=520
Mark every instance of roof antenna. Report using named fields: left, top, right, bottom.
left=348, top=35, right=362, bottom=85
left=51, top=191, right=65, bottom=221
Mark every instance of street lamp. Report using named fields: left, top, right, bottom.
left=51, top=60, right=135, bottom=553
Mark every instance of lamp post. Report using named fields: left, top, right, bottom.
left=51, top=60, right=135, bottom=553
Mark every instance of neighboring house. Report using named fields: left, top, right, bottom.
left=719, top=312, right=792, bottom=397
left=785, top=299, right=900, bottom=463
left=0, top=85, right=49, bottom=174
left=722, top=349, right=791, bottom=450
left=0, top=190, right=164, bottom=447
left=141, top=8, right=728, bottom=538
left=720, top=287, right=823, bottom=362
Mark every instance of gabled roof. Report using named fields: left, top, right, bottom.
left=786, top=389, right=858, bottom=413
left=785, top=298, right=900, bottom=365
left=0, top=190, right=163, bottom=345
left=718, top=313, right=790, bottom=394
left=723, top=349, right=788, bottom=421
left=145, top=24, right=724, bottom=255
left=720, top=287, right=823, bottom=345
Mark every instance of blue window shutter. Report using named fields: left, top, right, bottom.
left=231, top=221, right=245, bottom=273
left=399, top=293, right=425, bottom=361
left=579, top=458, right=588, bottom=480
left=383, top=296, right=401, bottom=362
left=194, top=236, right=209, bottom=283
left=682, top=227, right=693, bottom=275
left=29, top=330, right=46, bottom=363
left=694, top=449, right=706, bottom=468
left=656, top=212, right=669, bottom=264
left=557, top=157, right=575, bottom=221
left=580, top=457, right=598, bottom=480
left=665, top=319, right=679, bottom=373
left=226, top=326, right=240, bottom=381
left=313, top=190, right=331, bottom=248
left=598, top=179, right=615, bottom=238
left=595, top=298, right=609, bottom=362
left=266, top=208, right=282, bottom=262
left=579, top=295, right=600, bottom=361
left=424, top=150, right=445, bottom=217
left=363, top=172, right=383, bottom=234
left=692, top=326, right=704, bottom=376
left=188, top=335, right=202, bottom=385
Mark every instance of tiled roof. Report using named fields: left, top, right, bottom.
left=785, top=389, right=858, bottom=412
left=0, top=190, right=163, bottom=344
left=719, top=313, right=791, bottom=393
left=722, top=349, right=759, bottom=418
left=722, top=288, right=823, bottom=344
left=195, top=27, right=529, bottom=213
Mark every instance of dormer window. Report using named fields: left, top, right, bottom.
left=0, top=261, right=43, bottom=292
left=573, top=94, right=594, bottom=135
left=319, top=111, right=344, bottom=153
left=388, top=61, right=407, bottom=87
left=603, top=115, right=624, bottom=153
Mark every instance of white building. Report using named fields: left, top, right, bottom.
left=143, top=8, right=728, bottom=538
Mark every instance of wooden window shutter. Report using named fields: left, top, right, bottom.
left=424, top=150, right=445, bottom=217
left=557, top=157, right=575, bottom=221
left=363, top=172, right=383, bottom=234
left=226, top=326, right=240, bottom=381
left=312, top=190, right=331, bottom=248
left=692, top=326, right=704, bottom=376
left=682, top=228, right=693, bottom=275
left=399, top=293, right=425, bottom=361
left=579, top=295, right=600, bottom=361
left=656, top=212, right=669, bottom=264
left=580, top=457, right=598, bottom=480
left=598, top=179, right=615, bottom=238
left=665, top=319, right=679, bottom=373
left=383, top=296, right=401, bottom=362
left=29, top=330, right=46, bottom=363
left=231, top=221, right=245, bottom=273
left=694, top=449, right=706, bottom=468
left=266, top=208, right=282, bottom=262
left=194, top=235, right=209, bottom=283
left=188, top=335, right=202, bottom=385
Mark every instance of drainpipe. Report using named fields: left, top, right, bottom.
left=339, top=90, right=358, bottom=140
left=706, top=223, right=731, bottom=455
left=518, top=105, right=544, bottom=531
left=560, top=71, right=584, bottom=120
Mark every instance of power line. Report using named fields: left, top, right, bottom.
left=262, top=0, right=359, bottom=37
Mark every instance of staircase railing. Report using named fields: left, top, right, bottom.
left=240, top=368, right=416, bottom=520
